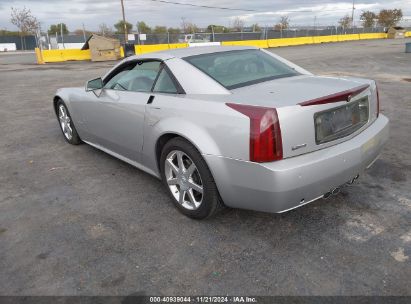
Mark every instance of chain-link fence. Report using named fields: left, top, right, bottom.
left=1, top=27, right=410, bottom=50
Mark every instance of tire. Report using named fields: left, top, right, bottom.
left=160, top=137, right=223, bottom=219
left=56, top=100, right=82, bottom=145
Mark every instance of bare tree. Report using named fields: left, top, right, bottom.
left=274, top=16, right=290, bottom=31
left=339, top=14, right=353, bottom=29
left=181, top=17, right=187, bottom=33
left=98, top=23, right=113, bottom=36
left=185, top=22, right=198, bottom=34
left=10, top=6, right=39, bottom=50
left=279, top=16, right=290, bottom=29
left=232, top=17, right=245, bottom=32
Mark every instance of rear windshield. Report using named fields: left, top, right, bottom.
left=184, top=49, right=299, bottom=89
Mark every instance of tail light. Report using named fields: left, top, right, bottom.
left=226, top=103, right=283, bottom=162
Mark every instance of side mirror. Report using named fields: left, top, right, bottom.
left=86, top=77, right=103, bottom=91
left=86, top=77, right=103, bottom=97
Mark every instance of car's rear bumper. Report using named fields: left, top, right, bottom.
left=204, top=114, right=389, bottom=213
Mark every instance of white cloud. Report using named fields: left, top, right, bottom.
left=0, top=0, right=410, bottom=31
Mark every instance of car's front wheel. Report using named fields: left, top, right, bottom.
left=160, top=137, right=222, bottom=219
left=56, top=100, right=81, bottom=145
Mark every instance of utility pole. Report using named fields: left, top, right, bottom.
left=82, top=23, right=86, bottom=42
left=351, top=0, right=355, bottom=28
left=211, top=25, right=215, bottom=42
left=60, top=23, right=65, bottom=49
left=120, top=0, right=128, bottom=43
left=181, top=17, right=186, bottom=34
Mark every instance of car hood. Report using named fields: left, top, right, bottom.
left=229, top=75, right=373, bottom=108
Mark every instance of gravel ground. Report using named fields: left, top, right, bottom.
left=0, top=38, right=410, bottom=296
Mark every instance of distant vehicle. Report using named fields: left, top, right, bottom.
left=179, top=34, right=210, bottom=43
left=53, top=46, right=389, bottom=219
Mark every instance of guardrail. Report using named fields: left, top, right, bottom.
left=36, top=32, right=410, bottom=64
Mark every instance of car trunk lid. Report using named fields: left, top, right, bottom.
left=229, top=75, right=379, bottom=159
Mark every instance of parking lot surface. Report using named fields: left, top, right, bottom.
left=0, top=39, right=410, bottom=295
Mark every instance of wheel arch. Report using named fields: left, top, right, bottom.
left=152, top=120, right=222, bottom=175
left=155, top=132, right=206, bottom=174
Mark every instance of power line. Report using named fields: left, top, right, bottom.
left=147, top=0, right=354, bottom=14
left=148, top=0, right=258, bottom=12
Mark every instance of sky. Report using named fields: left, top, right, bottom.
left=0, top=0, right=410, bottom=32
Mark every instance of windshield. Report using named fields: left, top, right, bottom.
left=184, top=49, right=299, bottom=89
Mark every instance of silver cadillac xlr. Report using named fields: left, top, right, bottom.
left=54, top=46, right=389, bottom=219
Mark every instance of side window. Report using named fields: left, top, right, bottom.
left=153, top=68, right=178, bottom=94
left=104, top=61, right=161, bottom=92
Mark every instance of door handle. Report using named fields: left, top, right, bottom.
left=147, top=95, right=155, bottom=104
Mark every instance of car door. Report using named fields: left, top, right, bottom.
left=83, top=60, right=162, bottom=162
left=141, top=63, right=186, bottom=170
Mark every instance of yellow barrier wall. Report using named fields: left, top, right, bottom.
left=37, top=33, right=402, bottom=64
left=359, top=33, right=387, bottom=40
left=135, top=43, right=188, bottom=55
left=221, top=39, right=269, bottom=48
left=312, top=35, right=338, bottom=44
left=268, top=37, right=314, bottom=47
left=35, top=48, right=44, bottom=64
left=406, top=31, right=411, bottom=37
left=41, top=49, right=91, bottom=62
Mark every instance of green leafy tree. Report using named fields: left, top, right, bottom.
left=48, top=23, right=68, bottom=35
left=136, top=21, right=151, bottom=34
left=167, top=27, right=181, bottom=34
left=153, top=26, right=167, bottom=34
left=377, top=9, right=403, bottom=27
left=114, top=20, right=133, bottom=34
left=360, top=11, right=377, bottom=28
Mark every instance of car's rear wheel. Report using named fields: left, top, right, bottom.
left=56, top=100, right=81, bottom=145
left=160, top=137, right=222, bottom=219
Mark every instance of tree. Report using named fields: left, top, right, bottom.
left=137, top=21, right=151, bottom=34
left=251, top=23, right=261, bottom=32
left=114, top=20, right=132, bottom=34
left=153, top=26, right=167, bottom=34
left=74, top=28, right=93, bottom=37
left=185, top=22, right=198, bottom=34
left=167, top=27, right=181, bottom=34
left=279, top=16, right=290, bottom=29
left=377, top=9, right=403, bottom=28
left=48, top=23, right=68, bottom=35
left=10, top=7, right=39, bottom=49
left=274, top=16, right=290, bottom=31
left=98, top=23, right=113, bottom=36
left=339, top=14, right=352, bottom=28
left=207, top=25, right=229, bottom=33
left=232, top=17, right=245, bottom=32
left=360, top=11, right=377, bottom=28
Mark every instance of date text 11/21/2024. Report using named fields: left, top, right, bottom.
left=149, top=296, right=258, bottom=303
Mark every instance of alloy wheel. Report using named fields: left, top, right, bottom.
left=58, top=104, right=73, bottom=140
left=164, top=150, right=204, bottom=210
